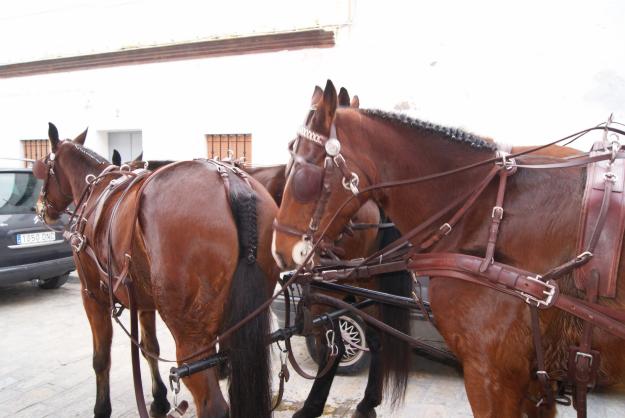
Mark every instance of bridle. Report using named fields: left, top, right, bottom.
left=273, top=119, right=363, bottom=265
left=33, top=152, right=75, bottom=223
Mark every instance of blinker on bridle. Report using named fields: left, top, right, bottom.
left=33, top=152, right=74, bottom=223
left=277, top=122, right=361, bottom=266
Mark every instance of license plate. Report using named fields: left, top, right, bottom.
left=16, top=231, right=56, bottom=245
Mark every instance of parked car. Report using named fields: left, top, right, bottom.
left=271, top=277, right=448, bottom=375
left=0, top=167, right=74, bottom=288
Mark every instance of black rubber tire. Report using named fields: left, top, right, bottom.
left=305, top=314, right=370, bottom=375
left=38, top=273, right=70, bottom=289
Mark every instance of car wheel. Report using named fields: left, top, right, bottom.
left=38, top=273, right=70, bottom=289
left=305, top=314, right=370, bottom=375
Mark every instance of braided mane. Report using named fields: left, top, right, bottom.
left=359, top=109, right=496, bottom=151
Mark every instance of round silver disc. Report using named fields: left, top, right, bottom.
left=325, top=138, right=341, bottom=157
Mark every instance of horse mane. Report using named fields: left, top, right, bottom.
left=359, top=109, right=496, bottom=151
left=70, top=142, right=110, bottom=164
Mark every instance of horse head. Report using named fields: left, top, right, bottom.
left=33, top=123, right=92, bottom=224
left=273, top=80, right=374, bottom=268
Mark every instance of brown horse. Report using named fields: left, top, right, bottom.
left=34, top=124, right=278, bottom=418
left=273, top=80, right=625, bottom=417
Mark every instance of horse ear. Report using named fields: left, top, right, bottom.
left=321, top=79, right=338, bottom=119
left=112, top=149, right=121, bottom=166
left=311, top=86, right=323, bottom=107
left=338, top=87, right=351, bottom=107
left=351, top=95, right=360, bottom=109
left=48, top=122, right=60, bottom=151
left=74, top=127, right=88, bottom=145
left=134, top=152, right=143, bottom=162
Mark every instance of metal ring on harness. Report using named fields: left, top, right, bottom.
left=342, top=172, right=360, bottom=195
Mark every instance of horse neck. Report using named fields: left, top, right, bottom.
left=60, top=146, right=109, bottom=205
left=339, top=111, right=496, bottom=231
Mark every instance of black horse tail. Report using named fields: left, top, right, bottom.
left=378, top=221, right=411, bottom=407
left=221, top=173, right=272, bottom=418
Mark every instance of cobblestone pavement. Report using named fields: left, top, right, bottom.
left=1, top=273, right=624, bottom=417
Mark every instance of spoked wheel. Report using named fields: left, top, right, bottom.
left=305, top=314, right=370, bottom=375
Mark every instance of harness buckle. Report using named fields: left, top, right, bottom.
left=575, top=351, right=594, bottom=366
left=439, top=223, right=452, bottom=235
left=491, top=206, right=504, bottom=220
left=71, top=233, right=86, bottom=252
left=520, top=276, right=557, bottom=308
left=575, top=251, right=593, bottom=262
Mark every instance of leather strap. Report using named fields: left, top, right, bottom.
left=480, top=169, right=509, bottom=272
left=127, top=279, right=150, bottom=418
left=569, top=271, right=600, bottom=418
left=530, top=306, right=555, bottom=410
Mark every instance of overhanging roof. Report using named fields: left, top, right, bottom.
left=0, top=29, right=334, bottom=78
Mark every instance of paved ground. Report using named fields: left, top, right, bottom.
left=1, top=272, right=624, bottom=417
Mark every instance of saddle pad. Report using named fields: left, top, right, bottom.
left=574, top=143, right=625, bottom=298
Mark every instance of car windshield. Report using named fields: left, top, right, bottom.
left=0, top=172, right=41, bottom=215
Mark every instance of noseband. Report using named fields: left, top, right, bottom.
left=274, top=122, right=362, bottom=264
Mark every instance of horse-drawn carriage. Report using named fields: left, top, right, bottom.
left=32, top=81, right=625, bottom=418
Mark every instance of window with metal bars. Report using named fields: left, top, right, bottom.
left=206, top=134, right=252, bottom=163
left=21, top=140, right=50, bottom=167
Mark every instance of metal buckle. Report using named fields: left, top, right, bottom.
left=575, top=351, right=594, bottom=366
left=520, top=276, right=556, bottom=308
left=71, top=233, right=85, bottom=252
left=491, top=206, right=504, bottom=220
left=439, top=223, right=452, bottom=235
left=575, top=251, right=593, bottom=262
left=536, top=370, right=549, bottom=378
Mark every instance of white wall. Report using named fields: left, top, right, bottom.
left=1, top=0, right=624, bottom=167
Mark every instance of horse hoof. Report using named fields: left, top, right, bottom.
left=150, top=398, right=171, bottom=417
left=293, top=409, right=318, bottom=418
left=351, top=409, right=376, bottom=418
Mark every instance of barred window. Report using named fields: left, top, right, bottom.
left=21, top=139, right=50, bottom=167
left=206, top=134, right=252, bottom=163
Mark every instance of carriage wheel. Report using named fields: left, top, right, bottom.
left=305, top=314, right=370, bottom=375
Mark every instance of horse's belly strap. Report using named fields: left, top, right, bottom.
left=575, top=143, right=625, bottom=297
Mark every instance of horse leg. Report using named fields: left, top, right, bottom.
left=82, top=292, right=113, bottom=418
left=462, top=359, right=532, bottom=418
left=176, top=343, right=229, bottom=418
left=293, top=320, right=346, bottom=418
left=353, top=328, right=383, bottom=418
left=139, top=311, right=170, bottom=417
